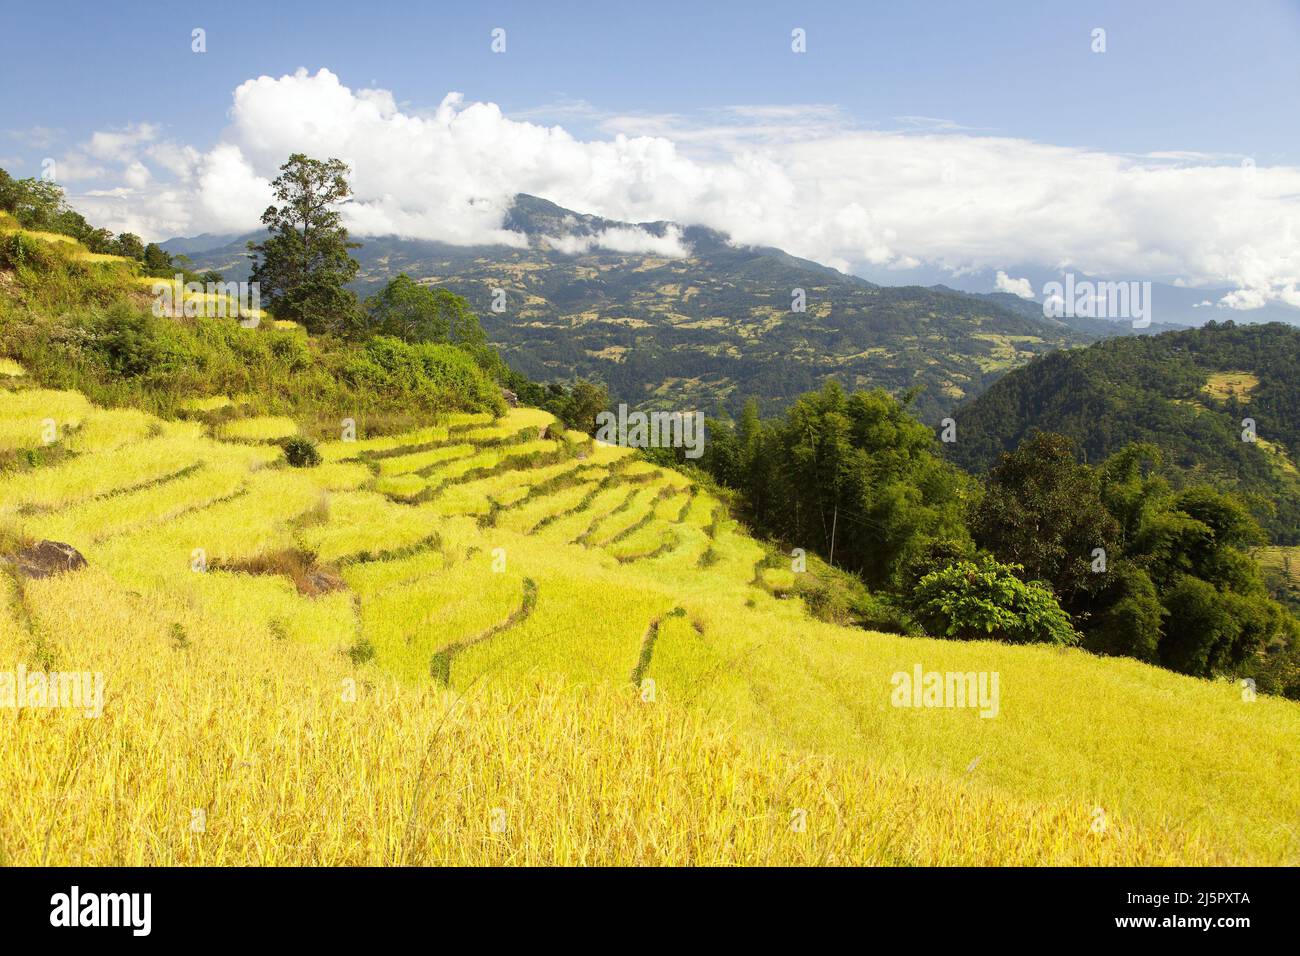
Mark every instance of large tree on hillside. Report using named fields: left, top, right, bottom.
left=0, top=172, right=62, bottom=228
left=1095, top=443, right=1296, bottom=683
left=364, top=273, right=486, bottom=347
left=141, top=242, right=174, bottom=276
left=971, top=431, right=1122, bottom=620
left=114, top=232, right=145, bottom=261
left=249, top=154, right=361, bottom=335
left=732, top=381, right=969, bottom=590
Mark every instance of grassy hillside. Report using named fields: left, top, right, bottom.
left=951, top=322, right=1300, bottom=542
left=1, top=372, right=1297, bottom=865
left=0, top=212, right=507, bottom=441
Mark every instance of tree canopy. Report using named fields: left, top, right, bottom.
left=698, top=380, right=1300, bottom=696
left=364, top=274, right=486, bottom=347
left=248, top=154, right=361, bottom=336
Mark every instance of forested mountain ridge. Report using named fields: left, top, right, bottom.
left=950, top=321, right=1300, bottom=542
left=172, top=194, right=1100, bottom=425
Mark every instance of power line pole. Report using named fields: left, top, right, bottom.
left=829, top=504, right=838, bottom=566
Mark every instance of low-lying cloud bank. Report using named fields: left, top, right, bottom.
left=543, top=224, right=690, bottom=258
left=60, top=68, right=1300, bottom=309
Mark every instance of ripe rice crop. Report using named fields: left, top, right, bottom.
left=64, top=407, right=160, bottom=453
left=218, top=416, right=299, bottom=442
left=318, top=425, right=450, bottom=463
left=0, top=389, right=1296, bottom=866
left=180, top=395, right=237, bottom=413
left=0, top=387, right=91, bottom=450
left=374, top=443, right=475, bottom=477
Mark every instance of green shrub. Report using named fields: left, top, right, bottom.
left=342, top=336, right=504, bottom=415
left=0, top=231, right=58, bottom=271
left=908, top=556, right=1080, bottom=645
left=90, top=306, right=159, bottom=376
left=282, top=436, right=322, bottom=468
left=789, top=551, right=917, bottom=632
left=269, top=332, right=310, bottom=370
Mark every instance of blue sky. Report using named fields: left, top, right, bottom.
left=2, top=1, right=1299, bottom=311
left=4, top=0, right=1298, bottom=167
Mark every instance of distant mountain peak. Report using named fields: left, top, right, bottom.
left=504, top=193, right=667, bottom=239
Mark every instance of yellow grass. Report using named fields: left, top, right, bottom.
left=0, top=223, right=139, bottom=270
left=77, top=251, right=135, bottom=266
left=1202, top=370, right=1261, bottom=402
left=2, top=227, right=78, bottom=245
left=0, top=385, right=1297, bottom=866
left=218, top=416, right=299, bottom=442
left=132, top=275, right=263, bottom=319
left=180, top=395, right=239, bottom=413
left=0, top=387, right=91, bottom=449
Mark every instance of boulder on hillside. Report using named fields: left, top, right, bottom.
left=5, top=540, right=88, bottom=579
left=501, top=388, right=519, bottom=408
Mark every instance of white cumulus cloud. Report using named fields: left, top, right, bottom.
left=995, top=271, right=1035, bottom=299
left=545, top=225, right=689, bottom=257
left=55, top=68, right=1300, bottom=308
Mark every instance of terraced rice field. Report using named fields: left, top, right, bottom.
left=1, top=375, right=1298, bottom=865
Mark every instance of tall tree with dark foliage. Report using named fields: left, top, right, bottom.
left=249, top=154, right=362, bottom=336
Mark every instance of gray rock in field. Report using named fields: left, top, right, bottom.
left=5, top=540, right=88, bottom=579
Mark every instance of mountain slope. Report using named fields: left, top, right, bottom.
left=173, top=195, right=1099, bottom=425
left=951, top=321, right=1300, bottom=541
left=974, top=287, right=1188, bottom=338
left=1, top=371, right=1297, bottom=864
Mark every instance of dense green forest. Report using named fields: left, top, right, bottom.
left=688, top=380, right=1300, bottom=698
left=950, top=322, right=1300, bottom=542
